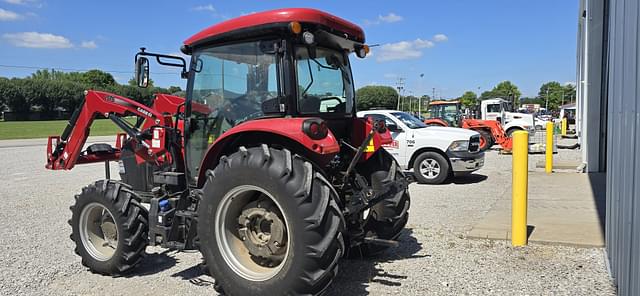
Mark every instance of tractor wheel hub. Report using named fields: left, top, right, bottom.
left=237, top=199, right=286, bottom=262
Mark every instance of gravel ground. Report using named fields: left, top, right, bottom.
left=0, top=139, right=615, bottom=295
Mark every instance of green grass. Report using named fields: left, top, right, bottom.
left=0, top=119, right=129, bottom=140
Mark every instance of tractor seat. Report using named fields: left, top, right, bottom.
left=300, top=96, right=320, bottom=113
left=86, top=143, right=116, bottom=155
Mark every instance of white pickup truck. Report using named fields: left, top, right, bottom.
left=358, top=110, right=485, bottom=184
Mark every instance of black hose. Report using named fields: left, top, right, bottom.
left=557, top=143, right=580, bottom=149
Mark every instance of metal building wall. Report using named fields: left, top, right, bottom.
left=605, top=0, right=640, bottom=295
left=577, top=0, right=606, bottom=173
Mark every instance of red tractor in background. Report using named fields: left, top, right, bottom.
left=425, top=100, right=513, bottom=151
left=46, top=9, right=410, bottom=295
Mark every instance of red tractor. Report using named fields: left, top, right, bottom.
left=425, top=100, right=513, bottom=151
left=46, top=8, right=410, bottom=295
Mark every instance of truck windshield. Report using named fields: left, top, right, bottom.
left=186, top=40, right=280, bottom=180
left=391, top=112, right=428, bottom=129
left=295, top=46, right=354, bottom=114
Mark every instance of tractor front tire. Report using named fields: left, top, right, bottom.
left=69, top=180, right=149, bottom=275
left=476, top=129, right=495, bottom=151
left=198, top=145, right=345, bottom=296
left=506, top=128, right=522, bottom=138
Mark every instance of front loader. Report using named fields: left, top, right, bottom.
left=46, top=8, right=411, bottom=295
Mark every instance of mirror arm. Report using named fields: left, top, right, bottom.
left=135, top=47, right=188, bottom=79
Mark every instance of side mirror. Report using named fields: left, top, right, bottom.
left=135, top=57, right=150, bottom=88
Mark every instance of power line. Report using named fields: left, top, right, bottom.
left=0, top=64, right=178, bottom=75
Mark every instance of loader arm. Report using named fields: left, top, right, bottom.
left=46, top=90, right=174, bottom=170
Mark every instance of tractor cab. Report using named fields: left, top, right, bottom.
left=426, top=100, right=463, bottom=127
left=136, top=8, right=370, bottom=183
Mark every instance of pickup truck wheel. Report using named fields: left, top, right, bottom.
left=413, top=152, right=450, bottom=184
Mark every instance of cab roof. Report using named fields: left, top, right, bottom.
left=429, top=100, right=460, bottom=105
left=184, top=8, right=365, bottom=47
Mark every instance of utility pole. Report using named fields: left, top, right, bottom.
left=418, top=74, right=424, bottom=116
left=545, top=88, right=549, bottom=111
left=396, top=77, right=405, bottom=111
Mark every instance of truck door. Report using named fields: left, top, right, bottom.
left=484, top=103, right=501, bottom=121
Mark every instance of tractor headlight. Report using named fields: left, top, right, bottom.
left=448, top=140, right=469, bottom=152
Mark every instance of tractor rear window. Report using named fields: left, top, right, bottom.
left=295, top=47, right=354, bottom=114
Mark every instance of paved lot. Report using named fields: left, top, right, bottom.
left=0, top=138, right=616, bottom=295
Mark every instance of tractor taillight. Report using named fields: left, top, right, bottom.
left=302, top=118, right=328, bottom=140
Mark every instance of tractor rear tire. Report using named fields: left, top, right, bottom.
left=477, top=129, right=495, bottom=151
left=198, top=145, right=345, bottom=296
left=69, top=180, right=149, bottom=275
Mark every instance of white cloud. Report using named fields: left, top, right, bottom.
left=414, top=38, right=434, bottom=49
left=192, top=4, right=215, bottom=12
left=3, top=32, right=73, bottom=48
left=0, top=8, right=21, bottom=21
left=3, top=0, right=42, bottom=7
left=374, top=34, right=448, bottom=62
left=80, top=40, right=97, bottom=49
left=364, top=12, right=403, bottom=25
left=433, top=34, right=448, bottom=42
left=377, top=38, right=439, bottom=62
left=378, top=13, right=403, bottom=23
left=377, top=41, right=422, bottom=62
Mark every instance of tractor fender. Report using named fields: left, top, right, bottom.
left=196, top=117, right=340, bottom=186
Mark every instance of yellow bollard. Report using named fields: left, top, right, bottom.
left=511, top=130, right=529, bottom=246
left=561, top=117, right=567, bottom=136
left=545, top=122, right=553, bottom=174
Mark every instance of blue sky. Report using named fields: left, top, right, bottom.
left=0, top=0, right=578, bottom=98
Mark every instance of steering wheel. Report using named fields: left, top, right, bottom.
left=322, top=96, right=345, bottom=112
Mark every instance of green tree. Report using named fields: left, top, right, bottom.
left=492, top=81, right=521, bottom=104
left=82, top=69, right=116, bottom=88
left=128, top=77, right=154, bottom=87
left=355, top=85, right=398, bottom=110
left=562, top=83, right=576, bottom=105
left=167, top=86, right=182, bottom=94
left=0, top=78, right=30, bottom=113
left=458, top=91, right=478, bottom=107
left=538, top=81, right=571, bottom=110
